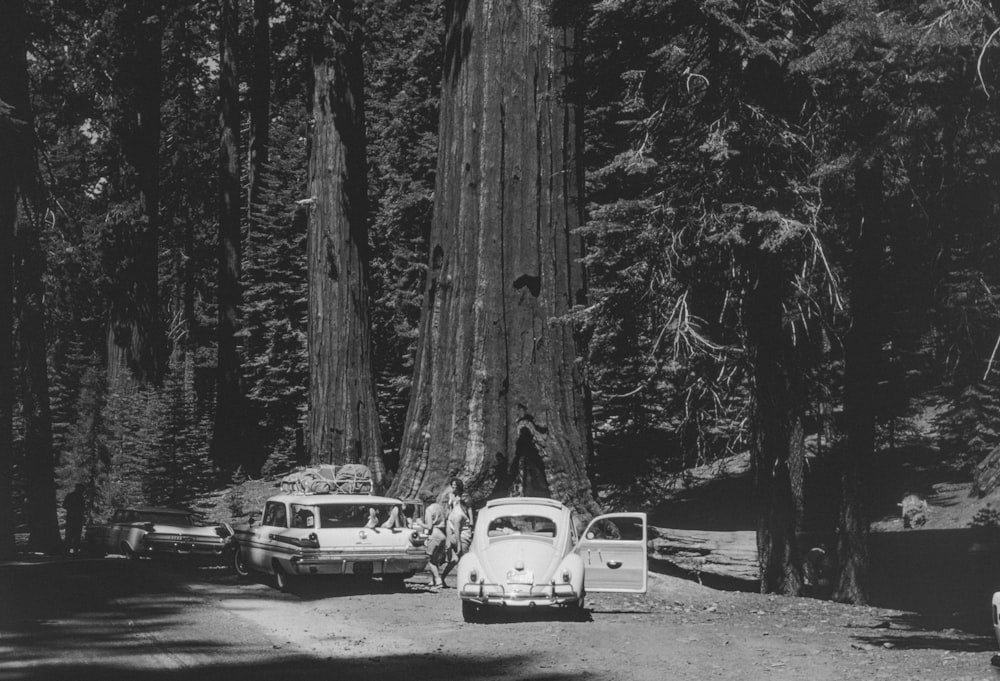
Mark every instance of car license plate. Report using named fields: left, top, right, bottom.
left=353, top=561, right=374, bottom=575
left=506, top=570, right=533, bottom=585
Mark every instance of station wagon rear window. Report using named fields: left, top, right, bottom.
left=291, top=503, right=404, bottom=529
left=486, top=514, right=558, bottom=540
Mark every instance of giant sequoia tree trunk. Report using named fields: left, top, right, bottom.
left=389, top=0, right=600, bottom=517
left=212, top=0, right=245, bottom=472
left=306, top=0, right=385, bottom=487
left=744, top=259, right=804, bottom=596
left=834, top=158, right=882, bottom=605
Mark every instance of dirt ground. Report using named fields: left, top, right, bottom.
left=4, top=555, right=998, bottom=681
left=186, top=562, right=1000, bottom=681
left=15, top=454, right=998, bottom=680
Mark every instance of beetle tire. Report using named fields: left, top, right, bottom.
left=462, top=600, right=482, bottom=623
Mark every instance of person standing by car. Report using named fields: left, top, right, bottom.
left=63, top=483, right=86, bottom=555
left=437, top=477, right=464, bottom=507
left=440, top=493, right=473, bottom=586
left=447, top=493, right=473, bottom=558
left=422, top=502, right=448, bottom=588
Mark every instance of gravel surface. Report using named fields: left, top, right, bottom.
left=2, top=557, right=997, bottom=680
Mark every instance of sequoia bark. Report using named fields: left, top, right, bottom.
left=305, top=1, right=385, bottom=486
left=390, top=0, right=599, bottom=517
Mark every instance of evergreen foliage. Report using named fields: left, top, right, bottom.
left=5, top=0, right=1000, bottom=595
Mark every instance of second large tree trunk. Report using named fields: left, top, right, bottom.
left=306, top=1, right=385, bottom=487
left=390, top=0, right=600, bottom=517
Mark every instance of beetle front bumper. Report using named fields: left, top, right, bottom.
left=459, top=581, right=581, bottom=607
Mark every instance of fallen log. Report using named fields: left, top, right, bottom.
left=658, top=453, right=751, bottom=499
left=648, top=526, right=759, bottom=584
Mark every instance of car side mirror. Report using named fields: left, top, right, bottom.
left=248, top=511, right=261, bottom=527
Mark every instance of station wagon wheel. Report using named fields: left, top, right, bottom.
left=232, top=546, right=250, bottom=578
left=381, top=573, right=408, bottom=591
left=273, top=563, right=293, bottom=592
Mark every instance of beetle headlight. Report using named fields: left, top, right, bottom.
left=561, top=568, right=572, bottom=583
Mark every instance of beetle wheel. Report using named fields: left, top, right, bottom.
left=462, top=600, right=482, bottom=623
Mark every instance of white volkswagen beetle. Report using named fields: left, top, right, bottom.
left=455, top=497, right=648, bottom=621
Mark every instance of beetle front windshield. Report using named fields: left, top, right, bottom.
left=485, top=514, right=558, bottom=541
left=308, top=503, right=402, bottom=529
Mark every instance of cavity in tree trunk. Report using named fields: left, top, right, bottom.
left=305, top=0, right=385, bottom=487
left=212, top=0, right=245, bottom=472
left=835, top=158, right=882, bottom=605
left=389, top=0, right=600, bottom=517
left=745, top=257, right=804, bottom=596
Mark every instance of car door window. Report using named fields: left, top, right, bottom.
left=291, top=504, right=316, bottom=528
left=262, top=502, right=288, bottom=528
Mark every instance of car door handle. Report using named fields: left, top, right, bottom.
left=607, top=560, right=622, bottom=569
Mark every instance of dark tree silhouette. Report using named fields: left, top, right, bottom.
left=212, top=0, right=245, bottom=472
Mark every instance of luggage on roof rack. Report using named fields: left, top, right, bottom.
left=280, top=464, right=374, bottom=495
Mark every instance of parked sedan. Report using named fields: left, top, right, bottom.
left=455, top=497, right=648, bottom=621
left=84, top=507, right=233, bottom=562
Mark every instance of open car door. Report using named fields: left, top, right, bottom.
left=575, top=513, right=647, bottom=593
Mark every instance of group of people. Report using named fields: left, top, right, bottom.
left=419, top=478, right=473, bottom=589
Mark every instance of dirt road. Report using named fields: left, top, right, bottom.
left=0, top=557, right=997, bottom=680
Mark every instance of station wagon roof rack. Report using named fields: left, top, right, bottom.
left=280, top=464, right=374, bottom=495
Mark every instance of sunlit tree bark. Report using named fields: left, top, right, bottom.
left=390, top=0, right=599, bottom=516
left=305, top=0, right=385, bottom=486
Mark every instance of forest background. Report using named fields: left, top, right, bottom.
left=3, top=0, right=1000, bottom=605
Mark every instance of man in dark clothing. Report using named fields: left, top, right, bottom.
left=63, top=483, right=86, bottom=555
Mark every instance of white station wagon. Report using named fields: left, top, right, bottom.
left=455, top=497, right=648, bottom=621
left=231, top=493, right=428, bottom=591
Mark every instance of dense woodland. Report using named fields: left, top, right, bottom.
left=3, top=0, right=1000, bottom=605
